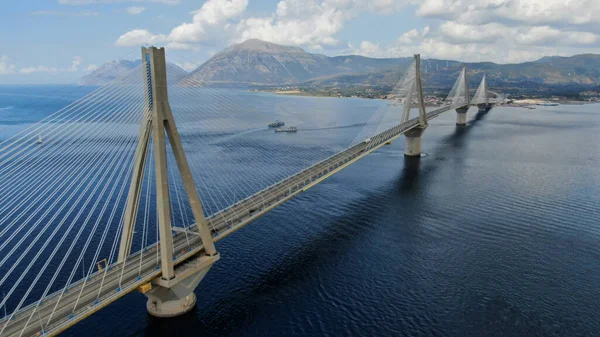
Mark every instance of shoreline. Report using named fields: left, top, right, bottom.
left=256, top=89, right=597, bottom=106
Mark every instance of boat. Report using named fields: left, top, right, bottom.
left=275, top=126, right=297, bottom=133
left=536, top=101, right=559, bottom=106
left=268, top=120, right=285, bottom=128
left=36, top=134, right=43, bottom=144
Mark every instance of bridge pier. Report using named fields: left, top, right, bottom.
left=477, top=103, right=492, bottom=113
left=145, top=253, right=219, bottom=317
left=456, top=107, right=469, bottom=125
left=404, top=126, right=427, bottom=157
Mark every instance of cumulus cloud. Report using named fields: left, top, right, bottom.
left=348, top=0, right=600, bottom=63
left=115, top=0, right=411, bottom=50
left=169, top=0, right=248, bottom=43
left=516, top=26, right=598, bottom=46
left=398, top=26, right=430, bottom=44
left=116, top=29, right=167, bottom=46
left=116, top=0, right=247, bottom=47
left=348, top=24, right=569, bottom=63
left=125, top=6, right=146, bottom=15
left=0, top=56, right=16, bottom=75
left=69, top=56, right=83, bottom=71
left=234, top=0, right=412, bottom=49
left=235, top=7, right=345, bottom=48
left=20, top=66, right=59, bottom=74
left=110, top=0, right=600, bottom=63
left=2, top=56, right=93, bottom=76
left=416, top=0, right=600, bottom=26
left=348, top=41, right=387, bottom=57
left=439, top=22, right=506, bottom=44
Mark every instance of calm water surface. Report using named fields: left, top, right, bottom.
left=1, top=86, right=600, bottom=337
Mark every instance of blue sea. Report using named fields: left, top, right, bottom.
left=1, top=85, right=600, bottom=337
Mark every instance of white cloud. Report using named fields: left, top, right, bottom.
left=398, top=26, right=430, bottom=44
left=234, top=0, right=412, bottom=49
left=20, top=66, right=59, bottom=74
left=235, top=9, right=345, bottom=48
left=115, top=0, right=411, bottom=50
left=2, top=56, right=93, bottom=76
left=516, top=26, right=598, bottom=46
left=168, top=0, right=248, bottom=43
left=86, top=64, right=99, bottom=72
left=69, top=56, right=83, bottom=71
left=416, top=0, right=600, bottom=26
left=125, top=6, right=146, bottom=15
left=348, top=41, right=386, bottom=57
left=0, top=56, right=16, bottom=75
left=346, top=24, right=570, bottom=63
left=439, top=22, right=507, bottom=44
left=116, top=29, right=167, bottom=46
left=109, top=0, right=600, bottom=64
left=116, top=0, right=247, bottom=47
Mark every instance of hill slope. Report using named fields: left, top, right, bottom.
left=186, top=39, right=408, bottom=85
left=79, top=40, right=600, bottom=93
left=78, top=60, right=142, bottom=86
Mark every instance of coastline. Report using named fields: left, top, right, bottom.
left=255, top=89, right=597, bottom=107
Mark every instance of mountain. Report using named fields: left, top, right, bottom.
left=78, top=60, right=142, bottom=86
left=78, top=40, right=600, bottom=95
left=186, top=39, right=409, bottom=85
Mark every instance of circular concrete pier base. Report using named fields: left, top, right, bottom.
left=146, top=292, right=196, bottom=318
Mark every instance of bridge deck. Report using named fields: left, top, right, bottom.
left=0, top=104, right=473, bottom=337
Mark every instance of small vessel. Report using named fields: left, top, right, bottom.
left=268, top=120, right=285, bottom=128
left=536, top=101, right=559, bottom=106
left=275, top=126, right=297, bottom=133
left=36, top=134, right=43, bottom=144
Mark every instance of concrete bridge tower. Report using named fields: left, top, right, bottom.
left=455, top=66, right=470, bottom=125
left=118, top=47, right=219, bottom=317
left=474, top=75, right=492, bottom=113
left=403, top=54, right=428, bottom=156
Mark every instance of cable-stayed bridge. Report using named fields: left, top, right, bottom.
left=0, top=47, right=503, bottom=337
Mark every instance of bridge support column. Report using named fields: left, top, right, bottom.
left=477, top=103, right=492, bottom=113
left=145, top=253, right=219, bottom=317
left=404, top=126, right=427, bottom=157
left=456, top=106, right=469, bottom=125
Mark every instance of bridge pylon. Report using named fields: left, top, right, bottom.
left=455, top=66, right=470, bottom=125
left=118, top=47, right=219, bottom=317
left=473, top=75, right=492, bottom=113
left=403, top=54, right=428, bottom=157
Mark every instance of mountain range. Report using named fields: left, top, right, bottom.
left=79, top=39, right=600, bottom=94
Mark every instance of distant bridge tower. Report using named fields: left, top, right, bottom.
left=118, top=47, right=219, bottom=317
left=455, top=66, right=470, bottom=125
left=403, top=54, right=428, bottom=157
left=473, top=75, right=492, bottom=113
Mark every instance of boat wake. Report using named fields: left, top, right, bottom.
left=0, top=106, right=14, bottom=111
left=301, top=123, right=366, bottom=131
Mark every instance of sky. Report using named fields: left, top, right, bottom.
left=1, top=0, right=600, bottom=84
